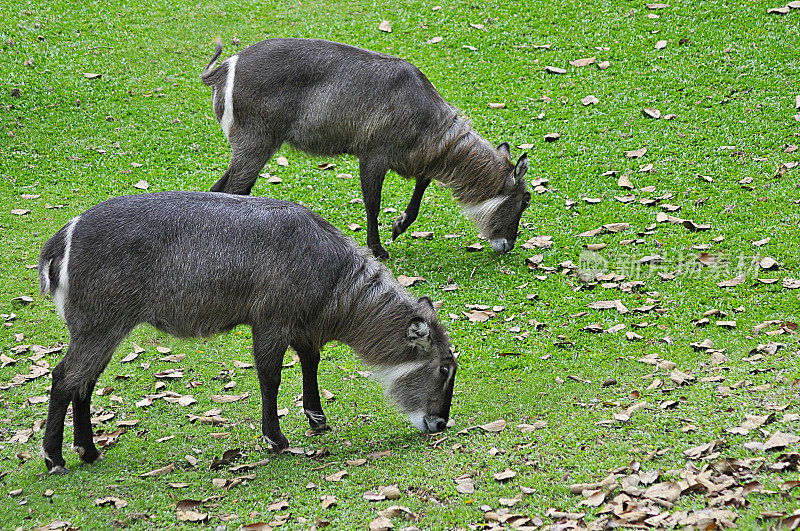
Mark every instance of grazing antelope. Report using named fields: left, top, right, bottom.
left=38, top=191, right=456, bottom=474
left=201, top=38, right=530, bottom=258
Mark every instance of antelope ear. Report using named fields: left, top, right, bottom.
left=406, top=317, right=432, bottom=350
left=515, top=153, right=529, bottom=183
left=418, top=296, right=435, bottom=311
left=497, top=142, right=511, bottom=158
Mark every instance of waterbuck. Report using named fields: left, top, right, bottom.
left=201, top=38, right=531, bottom=259
left=37, top=191, right=456, bottom=474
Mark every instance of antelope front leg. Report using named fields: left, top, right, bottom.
left=294, top=345, right=329, bottom=432
left=393, top=177, right=431, bottom=240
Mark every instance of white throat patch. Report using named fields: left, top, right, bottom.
left=406, top=411, right=427, bottom=432
left=461, top=195, right=506, bottom=234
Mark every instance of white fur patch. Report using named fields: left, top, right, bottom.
left=220, top=55, right=238, bottom=139
left=462, top=195, right=506, bottom=234
left=41, top=258, right=52, bottom=294
left=52, top=216, right=79, bottom=321
left=406, top=411, right=427, bottom=432
left=372, top=360, right=427, bottom=390
left=304, top=409, right=327, bottom=424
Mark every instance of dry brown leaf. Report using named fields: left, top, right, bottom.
left=764, top=431, right=800, bottom=451
left=378, top=20, right=392, bottom=32
left=516, top=420, right=548, bottom=432
left=320, top=494, right=337, bottom=509
left=211, top=393, right=249, bottom=403
left=369, top=516, right=393, bottom=531
left=139, top=463, right=175, bottom=477
left=717, top=274, right=746, bottom=288
left=644, top=482, right=681, bottom=502
left=397, top=275, right=426, bottom=287
left=493, top=468, right=517, bottom=482
left=454, top=475, right=475, bottom=494
left=587, top=300, right=629, bottom=313
left=570, top=57, right=596, bottom=67
left=642, top=107, right=661, bottom=119
left=268, top=499, right=288, bottom=511
left=480, top=419, right=507, bottom=432
left=325, top=470, right=348, bottom=482
left=618, top=175, right=634, bottom=189
left=581, top=95, right=599, bottom=106
left=94, top=496, right=127, bottom=509
left=545, top=66, right=567, bottom=74
left=624, top=147, right=647, bottom=158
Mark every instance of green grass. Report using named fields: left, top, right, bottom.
left=1, top=0, right=799, bottom=529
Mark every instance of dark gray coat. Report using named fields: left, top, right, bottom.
left=38, top=192, right=455, bottom=474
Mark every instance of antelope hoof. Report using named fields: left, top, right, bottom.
left=392, top=214, right=408, bottom=240
left=73, top=445, right=102, bottom=464
left=48, top=465, right=70, bottom=475
left=371, top=244, right=390, bottom=260
left=262, top=434, right=290, bottom=453
left=304, top=409, right=330, bottom=431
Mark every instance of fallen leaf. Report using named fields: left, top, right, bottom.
left=581, top=95, right=599, bottom=106
left=139, top=463, right=175, bottom=477
left=655, top=40, right=667, bottom=50
left=378, top=20, right=392, bottom=33
left=325, top=470, right=348, bottom=482
left=764, top=431, right=800, bottom=451
left=717, top=274, right=746, bottom=288
left=211, top=393, right=250, bottom=403
left=398, top=275, right=426, bottom=287
left=369, top=516, right=393, bottom=531
left=570, top=57, right=596, bottom=67
left=587, top=300, right=629, bottom=313
left=644, top=482, right=681, bottom=503
left=545, top=66, right=567, bottom=74
left=642, top=107, right=661, bottom=119
left=618, top=175, right=634, bottom=189
left=455, top=475, right=475, bottom=494
left=487, top=102, right=506, bottom=109
left=480, top=419, right=507, bottom=432
left=94, top=496, right=127, bottom=509
left=493, top=468, right=517, bottom=482
left=625, top=147, right=647, bottom=158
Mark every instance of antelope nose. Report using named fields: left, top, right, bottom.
left=490, top=238, right=512, bottom=253
left=424, top=415, right=448, bottom=433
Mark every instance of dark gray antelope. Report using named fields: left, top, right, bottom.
left=201, top=38, right=531, bottom=259
left=37, top=191, right=456, bottom=474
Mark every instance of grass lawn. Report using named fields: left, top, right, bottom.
left=1, top=0, right=799, bottom=529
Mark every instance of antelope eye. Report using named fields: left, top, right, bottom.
left=439, top=366, right=449, bottom=377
